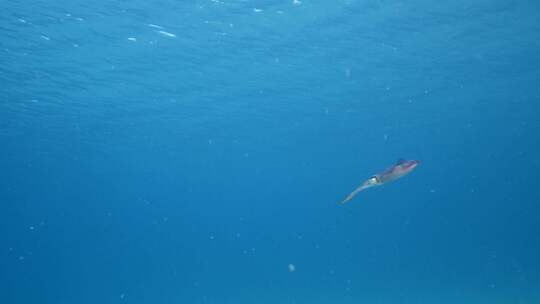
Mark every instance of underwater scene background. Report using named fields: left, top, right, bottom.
left=1, top=0, right=539, bottom=303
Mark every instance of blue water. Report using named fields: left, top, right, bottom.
left=1, top=0, right=540, bottom=303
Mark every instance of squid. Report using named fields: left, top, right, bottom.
left=339, top=159, right=420, bottom=204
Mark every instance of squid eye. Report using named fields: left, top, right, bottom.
left=369, top=177, right=378, bottom=183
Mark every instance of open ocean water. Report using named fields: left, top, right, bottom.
left=1, top=0, right=540, bottom=303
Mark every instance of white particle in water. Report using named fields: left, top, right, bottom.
left=288, top=264, right=296, bottom=272
left=157, top=30, right=176, bottom=38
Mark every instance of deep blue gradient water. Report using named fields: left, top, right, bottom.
left=1, top=1, right=540, bottom=303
